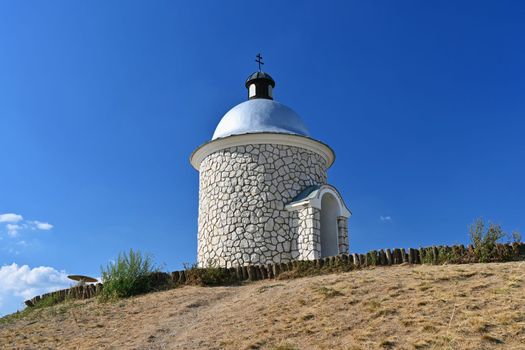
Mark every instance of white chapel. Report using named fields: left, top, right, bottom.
left=191, top=59, right=351, bottom=267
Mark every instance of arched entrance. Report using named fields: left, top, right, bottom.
left=320, top=193, right=339, bottom=257
left=286, top=184, right=351, bottom=260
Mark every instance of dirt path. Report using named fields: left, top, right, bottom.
left=1, top=262, right=524, bottom=349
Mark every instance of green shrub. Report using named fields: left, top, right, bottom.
left=291, top=260, right=321, bottom=277
left=437, top=246, right=449, bottom=264
left=434, top=245, right=464, bottom=264
left=367, top=250, right=378, bottom=265
left=100, top=249, right=158, bottom=299
left=469, top=218, right=505, bottom=263
left=420, top=247, right=434, bottom=264
left=184, top=263, right=239, bottom=286
left=33, top=294, right=65, bottom=308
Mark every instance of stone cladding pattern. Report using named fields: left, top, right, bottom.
left=198, top=143, right=327, bottom=267
left=337, top=217, right=349, bottom=254
left=296, top=207, right=321, bottom=260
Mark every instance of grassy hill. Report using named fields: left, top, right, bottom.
left=1, top=262, right=524, bottom=349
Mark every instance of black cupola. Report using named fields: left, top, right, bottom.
left=245, top=71, right=275, bottom=100
left=244, top=54, right=275, bottom=100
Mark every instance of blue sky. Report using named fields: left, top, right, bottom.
left=1, top=1, right=524, bottom=315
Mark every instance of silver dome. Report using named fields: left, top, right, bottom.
left=212, top=99, right=310, bottom=140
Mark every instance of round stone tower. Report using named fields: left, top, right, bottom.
left=191, top=69, right=351, bottom=268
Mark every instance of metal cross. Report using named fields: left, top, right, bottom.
left=255, top=53, right=264, bottom=71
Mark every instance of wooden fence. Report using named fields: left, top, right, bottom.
left=25, top=242, right=525, bottom=308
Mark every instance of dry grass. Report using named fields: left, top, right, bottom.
left=1, top=262, right=524, bottom=349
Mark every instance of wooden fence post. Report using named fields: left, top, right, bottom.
left=386, top=249, right=393, bottom=265
left=401, top=249, right=408, bottom=263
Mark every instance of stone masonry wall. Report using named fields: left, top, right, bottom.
left=337, top=216, right=349, bottom=254
left=296, top=207, right=321, bottom=260
left=198, top=143, right=327, bottom=267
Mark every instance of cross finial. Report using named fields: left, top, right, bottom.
left=255, top=53, right=264, bottom=71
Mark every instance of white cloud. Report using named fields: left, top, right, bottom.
left=31, top=221, right=53, bottom=231
left=0, top=263, right=70, bottom=316
left=6, top=224, right=22, bottom=237
left=0, top=213, right=23, bottom=223
left=380, top=216, right=392, bottom=222
left=0, top=215, right=54, bottom=239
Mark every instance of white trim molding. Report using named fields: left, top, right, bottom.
left=285, top=184, right=351, bottom=218
left=190, top=132, right=336, bottom=171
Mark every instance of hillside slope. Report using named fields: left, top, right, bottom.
left=1, top=262, right=524, bottom=350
